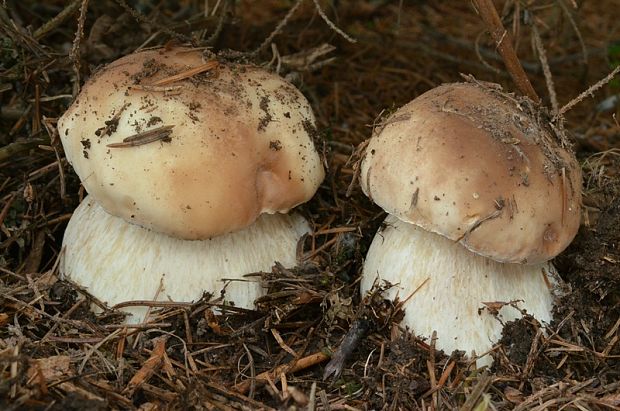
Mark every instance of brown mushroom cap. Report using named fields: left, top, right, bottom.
left=58, top=47, right=324, bottom=239
left=360, top=82, right=582, bottom=264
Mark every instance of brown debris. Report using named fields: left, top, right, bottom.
left=123, top=337, right=168, bottom=396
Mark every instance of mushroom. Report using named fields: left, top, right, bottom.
left=58, top=47, right=324, bottom=321
left=359, top=82, right=581, bottom=365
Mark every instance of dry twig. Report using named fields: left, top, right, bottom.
left=473, top=0, right=540, bottom=102
left=235, top=352, right=330, bottom=395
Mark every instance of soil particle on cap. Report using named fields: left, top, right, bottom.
left=147, top=116, right=163, bottom=127
left=95, top=117, right=119, bottom=137
left=301, top=119, right=321, bottom=149
left=94, top=103, right=130, bottom=138
left=223, top=104, right=239, bottom=117
left=410, top=188, right=420, bottom=209
left=131, top=119, right=142, bottom=133
left=269, top=140, right=282, bottom=151
left=81, top=139, right=91, bottom=159
left=186, top=111, right=199, bottom=122
left=130, top=58, right=164, bottom=84
left=257, top=95, right=272, bottom=132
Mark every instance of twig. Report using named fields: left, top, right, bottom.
left=474, top=31, right=502, bottom=74
left=0, top=194, right=16, bottom=228
left=323, top=319, right=370, bottom=381
left=52, top=142, right=66, bottom=199
left=473, top=0, right=540, bottom=102
left=423, top=360, right=456, bottom=398
left=103, top=322, right=172, bottom=330
left=234, top=351, right=329, bottom=395
left=241, top=344, right=256, bottom=399
left=460, top=374, right=493, bottom=411
left=149, top=62, right=218, bottom=86
left=46, top=336, right=108, bottom=344
left=34, top=0, right=82, bottom=40
left=107, top=125, right=174, bottom=148
left=78, top=328, right=123, bottom=374
left=428, top=331, right=438, bottom=408
left=113, top=299, right=194, bottom=309
left=271, top=328, right=299, bottom=358
left=123, top=336, right=168, bottom=395
left=10, top=344, right=19, bottom=398
left=303, top=382, right=316, bottom=410
left=250, top=0, right=305, bottom=57
left=94, top=102, right=130, bottom=137
left=206, top=382, right=278, bottom=411
left=345, top=139, right=368, bottom=197
left=557, top=0, right=588, bottom=66
left=40, top=299, right=86, bottom=343
left=310, top=0, right=356, bottom=43
left=0, top=139, right=47, bottom=163
left=204, top=0, right=231, bottom=46
left=114, top=0, right=195, bottom=45
left=531, top=22, right=558, bottom=115
left=70, top=0, right=89, bottom=94
left=519, top=326, right=544, bottom=391
left=556, top=65, right=620, bottom=119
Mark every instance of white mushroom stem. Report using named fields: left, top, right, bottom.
left=361, top=215, right=557, bottom=366
left=61, top=196, right=310, bottom=323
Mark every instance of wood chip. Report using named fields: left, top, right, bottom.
left=123, top=336, right=167, bottom=395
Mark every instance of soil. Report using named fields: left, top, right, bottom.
left=1, top=1, right=619, bottom=410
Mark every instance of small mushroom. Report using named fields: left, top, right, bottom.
left=359, top=82, right=582, bottom=365
left=58, top=47, right=324, bottom=321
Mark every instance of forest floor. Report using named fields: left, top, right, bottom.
left=1, top=1, right=619, bottom=410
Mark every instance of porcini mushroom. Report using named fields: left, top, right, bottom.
left=58, top=47, right=324, bottom=321
left=359, top=82, right=581, bottom=364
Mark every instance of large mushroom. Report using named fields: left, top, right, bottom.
left=58, top=47, right=324, bottom=321
left=359, top=82, right=581, bottom=365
